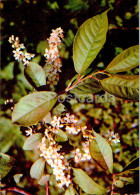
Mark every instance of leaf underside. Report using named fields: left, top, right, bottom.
left=30, top=158, right=45, bottom=180
left=23, top=133, right=42, bottom=150
left=89, top=130, right=113, bottom=173
left=73, top=168, right=106, bottom=194
left=24, top=62, right=46, bottom=88
left=12, top=91, right=57, bottom=126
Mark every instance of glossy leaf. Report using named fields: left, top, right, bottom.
left=73, top=168, right=106, bottom=194
left=24, top=62, right=46, bottom=88
left=100, top=75, right=139, bottom=100
left=73, top=10, right=108, bottom=73
left=0, top=153, right=15, bottom=179
left=12, top=91, right=57, bottom=126
left=105, top=45, right=139, bottom=73
left=89, top=130, right=113, bottom=173
left=30, top=158, right=45, bottom=180
left=71, top=77, right=102, bottom=94
left=23, top=133, right=42, bottom=150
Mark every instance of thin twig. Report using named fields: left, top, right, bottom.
left=65, top=71, right=103, bottom=92
left=1, top=186, right=32, bottom=195
left=111, top=174, right=115, bottom=195
left=109, top=26, right=139, bottom=30
left=46, top=181, right=49, bottom=195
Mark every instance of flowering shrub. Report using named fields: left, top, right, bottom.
left=0, top=9, right=139, bottom=195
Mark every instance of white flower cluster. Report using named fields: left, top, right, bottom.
left=37, top=113, right=90, bottom=188
left=51, top=113, right=86, bottom=135
left=27, top=113, right=91, bottom=188
left=71, top=141, right=94, bottom=172
left=44, top=27, right=64, bottom=88
left=8, top=35, right=35, bottom=66
left=38, top=134, right=71, bottom=188
left=105, top=130, right=120, bottom=145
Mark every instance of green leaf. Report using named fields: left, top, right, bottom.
left=66, top=68, right=93, bottom=90
left=0, top=62, right=14, bottom=80
left=38, top=174, right=50, bottom=186
left=0, top=153, right=15, bottom=179
left=36, top=40, right=48, bottom=55
left=65, top=184, right=76, bottom=195
left=54, top=129, right=68, bottom=142
left=24, top=62, right=46, bottom=88
left=122, top=157, right=139, bottom=172
left=73, top=10, right=108, bottom=73
left=71, top=77, right=102, bottom=94
left=114, top=180, right=124, bottom=188
left=23, top=133, right=42, bottom=150
left=116, top=167, right=139, bottom=185
left=0, top=117, right=24, bottom=153
left=73, top=168, right=106, bottom=194
left=30, top=158, right=45, bottom=180
left=100, top=75, right=139, bottom=100
left=43, top=112, right=52, bottom=124
left=113, top=163, right=123, bottom=173
left=89, top=130, right=113, bottom=173
left=12, top=91, right=57, bottom=126
left=112, top=74, right=139, bottom=80
left=13, top=174, right=23, bottom=184
left=118, top=167, right=139, bottom=177
left=105, top=45, right=139, bottom=73
left=52, top=103, right=66, bottom=116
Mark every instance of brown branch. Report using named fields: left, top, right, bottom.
left=109, top=26, right=139, bottom=30
left=111, top=174, right=116, bottom=195
left=115, top=0, right=122, bottom=6
left=65, top=71, right=101, bottom=92
left=1, top=186, right=32, bottom=195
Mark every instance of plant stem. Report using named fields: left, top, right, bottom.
left=65, top=70, right=104, bottom=92
left=1, top=186, right=32, bottom=195
left=46, top=181, right=49, bottom=195
left=111, top=174, right=115, bottom=195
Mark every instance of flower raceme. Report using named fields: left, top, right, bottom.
left=8, top=35, right=35, bottom=65
left=44, top=27, right=64, bottom=88
left=24, top=112, right=120, bottom=188
left=9, top=27, right=64, bottom=88
left=26, top=113, right=96, bottom=188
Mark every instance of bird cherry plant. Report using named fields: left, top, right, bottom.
left=1, top=10, right=139, bottom=195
